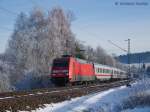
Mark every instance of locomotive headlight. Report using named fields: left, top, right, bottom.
left=52, top=74, right=56, bottom=76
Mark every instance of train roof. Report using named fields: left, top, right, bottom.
left=93, top=62, right=120, bottom=70
left=94, top=62, right=126, bottom=72
left=54, top=56, right=126, bottom=72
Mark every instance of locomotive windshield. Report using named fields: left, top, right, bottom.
left=53, top=59, right=69, bottom=67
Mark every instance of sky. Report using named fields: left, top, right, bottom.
left=0, top=0, right=150, bottom=55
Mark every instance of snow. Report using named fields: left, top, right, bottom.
left=122, top=107, right=150, bottom=112
left=24, top=79, right=150, bottom=112
left=0, top=96, right=14, bottom=100
left=30, top=86, right=127, bottom=112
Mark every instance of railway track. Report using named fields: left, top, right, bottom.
left=0, top=80, right=131, bottom=112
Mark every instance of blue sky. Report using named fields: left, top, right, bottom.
left=0, top=0, right=150, bottom=55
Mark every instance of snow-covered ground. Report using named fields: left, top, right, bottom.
left=29, top=79, right=150, bottom=112
left=122, top=107, right=150, bottom=112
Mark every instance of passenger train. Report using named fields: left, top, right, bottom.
left=50, top=55, right=127, bottom=85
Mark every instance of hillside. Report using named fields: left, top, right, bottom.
left=117, top=51, right=150, bottom=64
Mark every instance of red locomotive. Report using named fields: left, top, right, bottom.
left=51, top=55, right=127, bottom=85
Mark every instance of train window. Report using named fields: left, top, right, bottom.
left=107, top=70, right=109, bottom=73
left=106, top=69, right=108, bottom=73
left=111, top=70, right=113, bottom=74
left=117, top=71, right=119, bottom=74
left=104, top=69, right=107, bottom=73
left=100, top=68, right=102, bottom=73
left=116, top=71, right=118, bottom=74
left=109, top=70, right=111, bottom=74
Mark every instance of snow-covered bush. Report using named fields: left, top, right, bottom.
left=15, top=71, right=53, bottom=91
left=0, top=60, right=12, bottom=92
left=91, top=78, right=150, bottom=112
left=98, top=78, right=150, bottom=112
left=119, top=78, right=150, bottom=111
left=0, top=72, right=12, bottom=92
left=121, top=92, right=150, bottom=110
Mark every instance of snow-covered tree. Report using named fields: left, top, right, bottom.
left=6, top=7, right=76, bottom=89
left=47, top=7, right=76, bottom=56
left=6, top=12, right=29, bottom=84
left=94, top=46, right=115, bottom=66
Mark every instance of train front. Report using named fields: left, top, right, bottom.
left=51, top=57, right=70, bottom=86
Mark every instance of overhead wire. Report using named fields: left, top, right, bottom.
left=108, top=40, right=127, bottom=52
left=0, top=2, right=21, bottom=32
left=0, top=26, right=13, bottom=31
left=0, top=6, right=18, bottom=16
left=0, top=5, right=18, bottom=31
